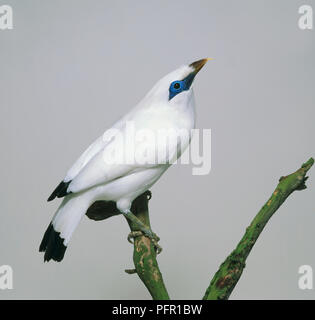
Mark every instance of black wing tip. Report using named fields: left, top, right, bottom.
left=47, top=180, right=72, bottom=202
left=39, top=223, right=67, bottom=262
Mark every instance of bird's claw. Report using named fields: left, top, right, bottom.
left=127, top=230, right=162, bottom=254
left=127, top=231, right=143, bottom=244
left=151, top=238, right=163, bottom=254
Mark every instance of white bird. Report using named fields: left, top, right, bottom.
left=40, top=58, right=210, bottom=262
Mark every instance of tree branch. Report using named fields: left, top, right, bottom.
left=86, top=191, right=170, bottom=300
left=203, top=157, right=314, bottom=300
left=125, top=191, right=170, bottom=300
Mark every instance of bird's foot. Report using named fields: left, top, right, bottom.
left=127, top=231, right=143, bottom=244
left=122, top=208, right=162, bottom=253
left=127, top=230, right=162, bottom=254
left=151, top=237, right=162, bottom=254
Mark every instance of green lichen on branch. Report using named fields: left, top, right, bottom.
left=125, top=191, right=170, bottom=300
left=203, top=157, right=314, bottom=300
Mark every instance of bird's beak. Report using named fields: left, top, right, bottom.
left=181, top=58, right=212, bottom=89
left=189, top=58, right=212, bottom=75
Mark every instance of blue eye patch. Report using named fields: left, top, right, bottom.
left=169, top=73, right=196, bottom=100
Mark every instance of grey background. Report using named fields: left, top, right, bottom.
left=0, top=0, right=314, bottom=299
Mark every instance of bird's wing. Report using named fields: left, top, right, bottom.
left=66, top=125, right=183, bottom=195
left=48, top=107, right=187, bottom=200
left=67, top=147, right=135, bottom=194
left=64, top=115, right=129, bottom=182
left=48, top=115, right=128, bottom=201
left=64, top=135, right=107, bottom=182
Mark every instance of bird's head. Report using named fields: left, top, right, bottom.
left=143, top=58, right=211, bottom=107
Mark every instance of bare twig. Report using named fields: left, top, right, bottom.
left=203, top=157, right=314, bottom=300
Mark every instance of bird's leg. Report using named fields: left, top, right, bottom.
left=122, top=209, right=156, bottom=238
left=122, top=210, right=162, bottom=254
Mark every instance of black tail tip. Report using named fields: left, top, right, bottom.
left=39, top=223, right=67, bottom=262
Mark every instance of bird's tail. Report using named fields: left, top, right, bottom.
left=39, top=193, right=90, bottom=262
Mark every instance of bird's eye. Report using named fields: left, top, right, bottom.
left=169, top=80, right=184, bottom=100
left=173, top=82, right=181, bottom=90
